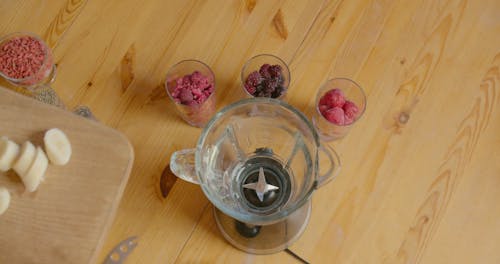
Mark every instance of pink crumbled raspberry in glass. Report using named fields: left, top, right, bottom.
left=171, top=71, right=214, bottom=106
left=318, top=88, right=360, bottom=125
left=165, top=60, right=216, bottom=128
left=0, top=35, right=53, bottom=86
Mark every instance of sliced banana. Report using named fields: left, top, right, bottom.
left=44, top=128, right=71, bottom=166
left=0, top=187, right=10, bottom=215
left=21, top=147, right=48, bottom=192
left=0, top=138, right=20, bottom=172
left=12, top=141, right=36, bottom=177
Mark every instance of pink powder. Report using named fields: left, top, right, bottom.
left=0, top=35, right=53, bottom=86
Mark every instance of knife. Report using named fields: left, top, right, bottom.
left=102, top=236, right=138, bottom=264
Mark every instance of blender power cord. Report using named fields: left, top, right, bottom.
left=285, top=248, right=310, bottom=264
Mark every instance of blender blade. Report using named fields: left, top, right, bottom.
left=242, top=167, right=279, bottom=202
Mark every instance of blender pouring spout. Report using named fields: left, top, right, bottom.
left=170, top=148, right=200, bottom=184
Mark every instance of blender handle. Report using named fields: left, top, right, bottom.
left=170, top=148, right=200, bottom=184
left=316, top=144, right=341, bottom=188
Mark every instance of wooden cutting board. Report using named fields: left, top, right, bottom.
left=0, top=87, right=134, bottom=264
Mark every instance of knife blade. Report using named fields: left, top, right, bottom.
left=102, top=236, right=138, bottom=264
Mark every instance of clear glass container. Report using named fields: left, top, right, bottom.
left=165, top=60, right=216, bottom=128
left=312, top=78, right=366, bottom=141
left=240, top=54, right=290, bottom=100
left=0, top=32, right=95, bottom=119
left=0, top=32, right=56, bottom=90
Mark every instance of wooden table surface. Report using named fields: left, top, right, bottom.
left=1, top=0, right=499, bottom=263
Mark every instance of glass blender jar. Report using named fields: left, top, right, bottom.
left=170, top=98, right=341, bottom=254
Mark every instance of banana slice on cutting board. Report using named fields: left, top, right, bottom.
left=0, top=138, right=20, bottom=172
left=12, top=141, right=36, bottom=177
left=44, top=128, right=72, bottom=166
left=0, top=187, right=10, bottom=215
left=21, top=147, right=48, bottom=192
left=2, top=128, right=71, bottom=193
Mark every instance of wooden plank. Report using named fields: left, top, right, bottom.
left=92, top=1, right=328, bottom=262
left=0, top=0, right=499, bottom=263
left=175, top=204, right=300, bottom=263
left=419, top=106, right=500, bottom=263
left=287, top=0, right=500, bottom=263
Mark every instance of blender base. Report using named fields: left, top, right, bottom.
left=213, top=199, right=311, bottom=255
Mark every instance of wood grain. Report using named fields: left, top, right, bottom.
left=0, top=88, right=133, bottom=264
left=396, top=53, right=499, bottom=264
left=43, top=0, right=87, bottom=48
left=272, top=9, right=289, bottom=39
left=1, top=0, right=499, bottom=263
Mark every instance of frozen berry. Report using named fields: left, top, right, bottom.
left=319, top=96, right=330, bottom=107
left=323, top=107, right=345, bottom=125
left=171, top=71, right=214, bottom=105
left=257, top=90, right=266, bottom=97
left=245, top=71, right=261, bottom=87
left=264, top=86, right=274, bottom=94
left=267, top=78, right=280, bottom=90
left=343, top=100, right=359, bottom=122
left=245, top=85, right=256, bottom=95
left=246, top=64, right=287, bottom=98
left=268, top=65, right=282, bottom=78
left=203, top=84, right=214, bottom=96
left=182, top=75, right=191, bottom=84
left=318, top=104, right=329, bottom=114
left=271, top=86, right=284, bottom=98
left=344, top=115, right=354, bottom=125
left=323, top=88, right=345, bottom=108
left=192, top=87, right=203, bottom=98
left=259, top=64, right=271, bottom=78
left=179, top=89, right=193, bottom=104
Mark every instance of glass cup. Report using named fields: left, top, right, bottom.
left=240, top=54, right=290, bottom=100
left=312, top=78, right=367, bottom=141
left=165, top=60, right=216, bottom=128
left=0, top=32, right=95, bottom=120
left=0, top=32, right=56, bottom=90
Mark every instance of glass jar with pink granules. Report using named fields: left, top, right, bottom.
left=165, top=60, right=216, bottom=127
left=0, top=32, right=56, bottom=89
